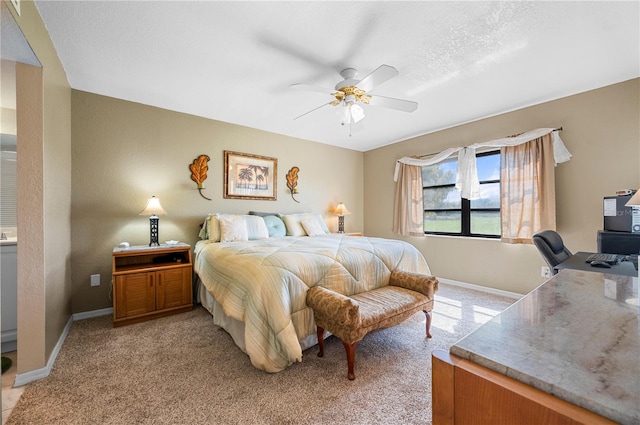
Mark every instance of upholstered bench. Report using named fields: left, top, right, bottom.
left=306, top=270, right=439, bottom=380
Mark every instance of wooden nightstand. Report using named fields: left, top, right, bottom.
left=112, top=243, right=193, bottom=327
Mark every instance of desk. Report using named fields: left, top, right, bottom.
left=433, top=269, right=639, bottom=425
left=554, top=251, right=638, bottom=277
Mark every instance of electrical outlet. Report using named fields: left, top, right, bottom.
left=540, top=266, right=551, bottom=279
left=90, top=274, right=100, bottom=287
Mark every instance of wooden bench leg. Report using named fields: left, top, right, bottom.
left=424, top=310, right=433, bottom=339
left=317, top=326, right=325, bottom=357
left=342, top=340, right=358, bottom=380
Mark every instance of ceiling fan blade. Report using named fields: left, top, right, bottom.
left=290, top=83, right=336, bottom=96
left=293, top=101, right=334, bottom=120
left=261, top=36, right=336, bottom=72
left=356, top=65, right=399, bottom=92
left=368, top=95, right=418, bottom=113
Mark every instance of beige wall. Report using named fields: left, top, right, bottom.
left=70, top=91, right=364, bottom=313
left=8, top=0, right=640, bottom=376
left=364, top=79, right=640, bottom=295
left=9, top=0, right=73, bottom=373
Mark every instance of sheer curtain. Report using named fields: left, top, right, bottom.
left=393, top=163, right=424, bottom=236
left=393, top=128, right=570, bottom=239
left=500, top=134, right=556, bottom=243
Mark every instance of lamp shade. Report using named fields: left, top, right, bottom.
left=334, top=202, right=351, bottom=216
left=340, top=101, right=365, bottom=126
left=349, top=104, right=365, bottom=123
left=139, top=196, right=167, bottom=216
left=625, top=190, right=640, bottom=206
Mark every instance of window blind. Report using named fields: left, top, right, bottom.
left=0, top=151, right=17, bottom=228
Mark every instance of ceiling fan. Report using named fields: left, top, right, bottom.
left=290, top=64, right=418, bottom=134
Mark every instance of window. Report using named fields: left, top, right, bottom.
left=422, top=151, right=501, bottom=237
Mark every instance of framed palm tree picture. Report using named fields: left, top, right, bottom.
left=224, top=151, right=277, bottom=200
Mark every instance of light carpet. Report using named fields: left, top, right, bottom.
left=6, top=283, right=515, bottom=425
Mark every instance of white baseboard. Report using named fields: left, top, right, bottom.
left=13, top=307, right=113, bottom=387
left=1, top=340, right=17, bottom=354
left=2, top=329, right=17, bottom=344
left=14, top=315, right=73, bottom=387
left=437, top=277, right=523, bottom=300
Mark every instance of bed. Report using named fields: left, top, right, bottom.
left=194, top=212, right=431, bottom=373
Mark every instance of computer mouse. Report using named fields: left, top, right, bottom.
left=590, top=261, right=611, bottom=268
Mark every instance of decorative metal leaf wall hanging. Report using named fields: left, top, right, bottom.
left=286, top=166, right=300, bottom=203
left=189, top=154, right=212, bottom=200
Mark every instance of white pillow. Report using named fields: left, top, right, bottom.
left=218, top=216, right=248, bottom=242
left=311, top=213, right=330, bottom=234
left=197, top=214, right=218, bottom=241
left=301, top=218, right=327, bottom=237
left=280, top=214, right=306, bottom=236
left=244, top=215, right=269, bottom=240
left=207, top=213, right=235, bottom=242
left=280, top=213, right=329, bottom=236
left=208, top=214, right=222, bottom=242
left=203, top=213, right=271, bottom=241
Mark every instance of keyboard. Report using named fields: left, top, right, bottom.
left=585, top=253, right=626, bottom=265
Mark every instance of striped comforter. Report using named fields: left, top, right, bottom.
left=194, top=234, right=431, bottom=373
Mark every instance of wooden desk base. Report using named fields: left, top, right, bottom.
left=432, top=349, right=617, bottom=425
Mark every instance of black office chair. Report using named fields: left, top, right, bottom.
left=532, top=230, right=572, bottom=274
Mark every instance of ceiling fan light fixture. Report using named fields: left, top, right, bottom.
left=340, top=105, right=352, bottom=126
left=339, top=100, right=365, bottom=126
left=350, top=103, right=365, bottom=123
left=292, top=64, right=416, bottom=131
left=344, top=94, right=356, bottom=106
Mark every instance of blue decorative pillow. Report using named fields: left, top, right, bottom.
left=263, top=215, right=286, bottom=238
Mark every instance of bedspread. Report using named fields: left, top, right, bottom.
left=194, top=234, right=431, bottom=372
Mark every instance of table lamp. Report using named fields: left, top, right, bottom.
left=626, top=190, right=640, bottom=254
left=625, top=189, right=640, bottom=207
left=333, top=202, right=351, bottom=233
left=139, top=196, right=167, bottom=246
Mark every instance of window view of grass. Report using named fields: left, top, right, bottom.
left=424, top=211, right=461, bottom=232
left=470, top=211, right=501, bottom=235
left=424, top=212, right=501, bottom=235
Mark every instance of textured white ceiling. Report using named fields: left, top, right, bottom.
left=35, top=1, right=639, bottom=151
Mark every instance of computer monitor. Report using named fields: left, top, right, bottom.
left=598, top=230, right=640, bottom=255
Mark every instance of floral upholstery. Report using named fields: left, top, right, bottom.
left=388, top=269, right=439, bottom=299
left=306, top=270, right=439, bottom=379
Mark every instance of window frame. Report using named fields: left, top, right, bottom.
left=422, top=150, right=501, bottom=238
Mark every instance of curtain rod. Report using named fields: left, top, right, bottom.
left=416, top=127, right=563, bottom=159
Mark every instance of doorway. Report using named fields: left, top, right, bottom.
left=1, top=1, right=41, bottom=420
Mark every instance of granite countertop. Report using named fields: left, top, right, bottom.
left=450, top=269, right=639, bottom=425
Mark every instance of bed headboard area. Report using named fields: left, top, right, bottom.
left=199, top=212, right=330, bottom=242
